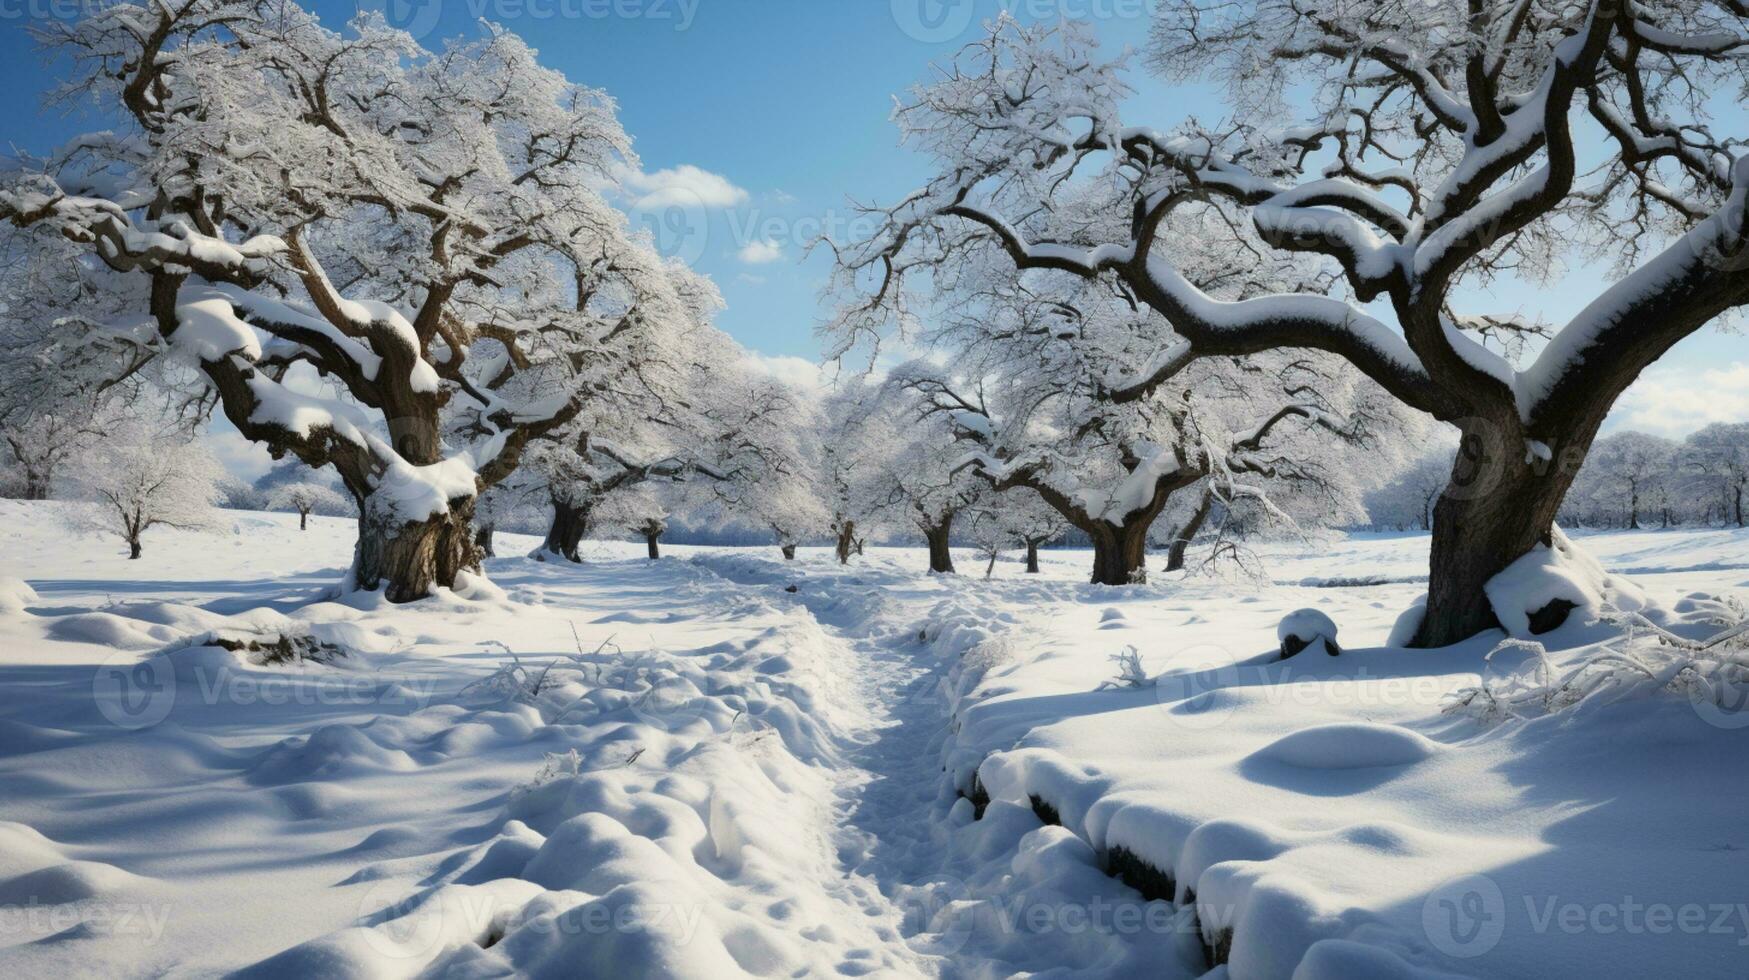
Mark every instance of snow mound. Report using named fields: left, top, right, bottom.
left=48, top=611, right=183, bottom=648
left=0, top=860, right=145, bottom=905
left=1278, top=607, right=1340, bottom=657
left=0, top=577, right=37, bottom=615
left=1486, top=527, right=1653, bottom=638
left=1250, top=723, right=1441, bottom=770
left=1385, top=594, right=1427, bottom=647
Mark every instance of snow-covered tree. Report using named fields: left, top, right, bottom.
left=863, top=384, right=991, bottom=574
left=1367, top=452, right=1457, bottom=531
left=1685, top=423, right=1749, bottom=528
left=268, top=482, right=352, bottom=530
left=819, top=382, right=902, bottom=564
left=964, top=488, right=1066, bottom=576
left=1583, top=432, right=1679, bottom=530
left=1, top=407, right=107, bottom=501
left=828, top=8, right=1749, bottom=644
left=893, top=348, right=1398, bottom=584
left=2, top=3, right=706, bottom=601
left=67, top=422, right=224, bottom=559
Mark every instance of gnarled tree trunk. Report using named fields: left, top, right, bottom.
left=1087, top=518, right=1152, bottom=586
left=924, top=514, right=955, bottom=574
left=1414, top=419, right=1583, bottom=647
left=639, top=519, right=665, bottom=560
left=353, top=495, right=480, bottom=602
left=541, top=498, right=592, bottom=563
left=835, top=521, right=856, bottom=564
left=475, top=524, right=496, bottom=558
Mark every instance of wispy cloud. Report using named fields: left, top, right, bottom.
left=617, top=163, right=748, bottom=210
left=736, top=240, right=784, bottom=265
left=1611, top=361, right=1749, bottom=438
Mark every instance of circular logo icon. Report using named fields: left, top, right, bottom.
left=636, top=185, right=710, bottom=267
left=356, top=879, right=455, bottom=962
left=1422, top=873, right=1506, bottom=959
left=1439, top=417, right=1507, bottom=503
left=356, top=0, right=445, bottom=43
left=93, top=650, right=175, bottom=731
left=897, top=875, right=975, bottom=956
left=1689, top=674, right=1749, bottom=730
left=891, top=0, right=977, bottom=44
left=1151, top=644, right=1241, bottom=731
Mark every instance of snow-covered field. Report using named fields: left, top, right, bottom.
left=2, top=498, right=1747, bottom=978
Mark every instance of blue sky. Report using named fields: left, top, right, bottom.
left=1, top=0, right=1745, bottom=473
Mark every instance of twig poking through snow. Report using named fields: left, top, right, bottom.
left=1096, top=646, right=1154, bottom=690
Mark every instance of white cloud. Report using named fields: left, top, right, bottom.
left=1609, top=361, right=1749, bottom=438
left=743, top=351, right=826, bottom=393
left=617, top=163, right=748, bottom=210
left=204, top=425, right=275, bottom=483
left=736, top=240, right=784, bottom=265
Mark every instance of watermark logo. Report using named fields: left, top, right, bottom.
left=1151, top=643, right=1241, bottom=730
left=892, top=0, right=977, bottom=43
left=1423, top=873, right=1506, bottom=959
left=92, top=650, right=175, bottom=730
left=357, top=0, right=445, bottom=42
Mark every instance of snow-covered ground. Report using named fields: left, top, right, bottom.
left=1, top=499, right=1747, bottom=978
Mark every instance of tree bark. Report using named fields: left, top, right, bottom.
left=1024, top=540, right=1041, bottom=574
left=1164, top=490, right=1215, bottom=573
left=924, top=515, right=955, bottom=574
left=352, top=496, right=480, bottom=602
left=128, top=538, right=141, bottom=560
left=299, top=510, right=309, bottom=531
left=541, top=498, right=592, bottom=563
left=835, top=521, right=856, bottom=564
left=780, top=544, right=797, bottom=561
left=1414, top=419, right=1581, bottom=647
left=475, top=524, right=496, bottom=558
left=645, top=532, right=661, bottom=560
left=1087, top=518, right=1153, bottom=585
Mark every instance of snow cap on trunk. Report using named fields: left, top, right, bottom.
left=1484, top=527, right=1652, bottom=639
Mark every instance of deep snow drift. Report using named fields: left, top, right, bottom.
left=1, top=499, right=1747, bottom=978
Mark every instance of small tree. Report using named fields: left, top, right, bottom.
left=268, top=482, right=351, bottom=531
left=68, top=424, right=224, bottom=559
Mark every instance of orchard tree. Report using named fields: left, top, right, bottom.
left=67, top=421, right=224, bottom=559
left=1585, top=431, right=1678, bottom=529
left=269, top=482, right=351, bottom=530
left=829, top=9, right=1749, bottom=645
left=1, top=3, right=705, bottom=600
left=863, top=385, right=990, bottom=574
left=894, top=349, right=1396, bottom=585
left=1686, top=422, right=1749, bottom=527
left=1367, top=452, right=1457, bottom=531
left=819, top=382, right=901, bottom=564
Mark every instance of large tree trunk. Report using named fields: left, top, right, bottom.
left=1087, top=518, right=1152, bottom=585
left=1164, top=490, right=1215, bottom=573
left=475, top=524, right=496, bottom=558
left=352, top=496, right=480, bottom=602
left=835, top=521, right=856, bottom=564
left=924, top=516, right=955, bottom=574
left=541, top=498, right=591, bottom=563
left=1414, top=421, right=1581, bottom=647
left=1024, top=540, right=1041, bottom=574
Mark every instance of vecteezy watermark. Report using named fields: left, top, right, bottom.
left=355, top=879, right=710, bottom=962
left=890, top=0, right=1165, bottom=44
left=1424, top=875, right=1749, bottom=960
left=0, top=899, right=173, bottom=943
left=93, top=649, right=176, bottom=731
left=1147, top=651, right=1451, bottom=731
left=357, top=0, right=700, bottom=42
left=92, top=654, right=442, bottom=731
left=1423, top=874, right=1507, bottom=958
